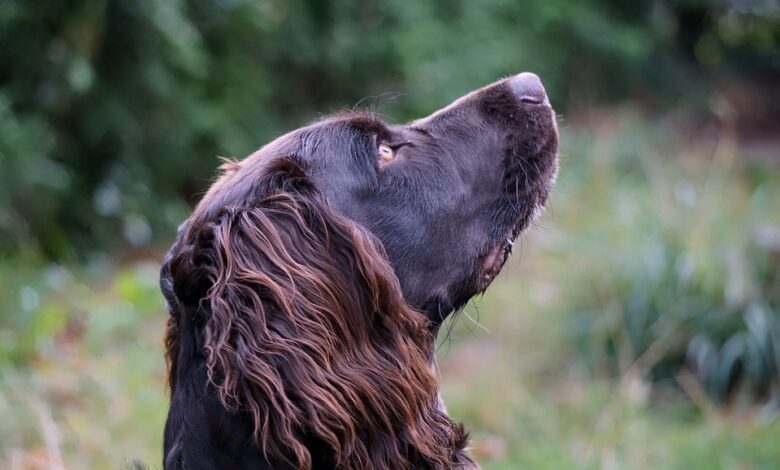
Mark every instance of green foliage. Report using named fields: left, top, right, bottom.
left=1, top=1, right=779, bottom=465
left=548, top=112, right=780, bottom=407
left=1, top=114, right=779, bottom=467
left=0, top=259, right=161, bottom=367
left=0, top=262, right=166, bottom=466
left=1, top=0, right=778, bottom=258
left=0, top=251, right=163, bottom=459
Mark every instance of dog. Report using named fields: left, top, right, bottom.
left=159, top=72, right=558, bottom=469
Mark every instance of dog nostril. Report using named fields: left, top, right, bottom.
left=509, top=72, right=548, bottom=105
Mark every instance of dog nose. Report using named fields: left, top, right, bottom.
left=509, top=72, right=548, bottom=105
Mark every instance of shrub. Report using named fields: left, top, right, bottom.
left=555, top=113, right=780, bottom=406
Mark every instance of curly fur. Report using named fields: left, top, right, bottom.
left=163, top=160, right=474, bottom=469
left=161, top=72, right=559, bottom=470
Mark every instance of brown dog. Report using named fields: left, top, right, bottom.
left=160, top=72, right=558, bottom=469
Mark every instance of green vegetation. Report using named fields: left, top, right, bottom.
left=3, top=113, right=779, bottom=467
left=2, top=0, right=779, bottom=468
left=438, top=112, right=780, bottom=468
left=553, top=115, right=780, bottom=407
left=0, top=262, right=166, bottom=468
left=2, top=0, right=778, bottom=258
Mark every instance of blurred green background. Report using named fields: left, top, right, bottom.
left=1, top=0, right=779, bottom=468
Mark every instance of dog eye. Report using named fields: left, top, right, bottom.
left=378, top=144, right=395, bottom=163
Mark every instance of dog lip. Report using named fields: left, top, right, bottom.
left=478, top=232, right=515, bottom=290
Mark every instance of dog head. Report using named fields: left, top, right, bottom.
left=185, top=72, right=558, bottom=322
left=161, top=73, right=558, bottom=468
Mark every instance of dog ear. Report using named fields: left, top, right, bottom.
left=164, top=158, right=465, bottom=469
left=160, top=222, right=188, bottom=393
left=160, top=158, right=315, bottom=393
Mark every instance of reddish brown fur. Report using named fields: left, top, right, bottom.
left=164, top=159, right=475, bottom=468
left=163, top=316, right=179, bottom=392
left=163, top=73, right=559, bottom=469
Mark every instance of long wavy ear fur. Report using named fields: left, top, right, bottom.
left=160, top=224, right=185, bottom=393
left=164, top=159, right=471, bottom=469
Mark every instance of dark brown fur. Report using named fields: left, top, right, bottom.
left=161, top=73, right=558, bottom=469
left=163, top=159, right=475, bottom=469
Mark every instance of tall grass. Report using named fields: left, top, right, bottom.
left=0, top=262, right=167, bottom=468
left=546, top=112, right=780, bottom=408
